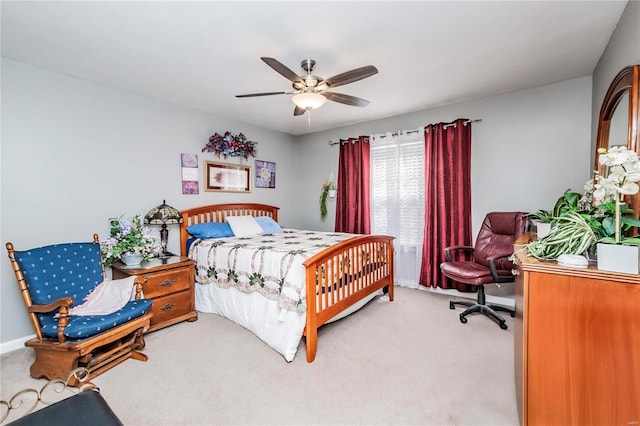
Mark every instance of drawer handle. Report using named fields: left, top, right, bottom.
left=159, top=279, right=176, bottom=287
left=160, top=303, right=175, bottom=312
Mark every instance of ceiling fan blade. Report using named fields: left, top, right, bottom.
left=321, top=65, right=378, bottom=89
left=235, top=91, right=288, bottom=98
left=323, top=91, right=370, bottom=107
left=261, top=57, right=304, bottom=84
left=293, top=106, right=306, bottom=116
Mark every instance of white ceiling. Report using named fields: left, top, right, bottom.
left=1, top=1, right=628, bottom=136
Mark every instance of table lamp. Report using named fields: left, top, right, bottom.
left=144, top=200, right=183, bottom=257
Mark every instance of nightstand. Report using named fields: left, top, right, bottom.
left=111, top=256, right=197, bottom=333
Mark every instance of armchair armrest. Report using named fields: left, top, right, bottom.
left=133, top=277, right=146, bottom=300
left=444, top=245, right=474, bottom=262
left=27, top=297, right=74, bottom=314
left=28, top=297, right=74, bottom=343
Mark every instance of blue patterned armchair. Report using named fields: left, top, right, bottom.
left=6, top=234, right=153, bottom=386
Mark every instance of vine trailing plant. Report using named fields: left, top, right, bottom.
left=319, top=177, right=337, bottom=220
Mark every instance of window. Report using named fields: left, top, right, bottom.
left=370, top=130, right=425, bottom=288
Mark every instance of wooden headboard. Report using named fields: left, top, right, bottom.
left=180, top=203, right=280, bottom=256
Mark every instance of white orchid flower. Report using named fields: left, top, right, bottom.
left=617, top=181, right=640, bottom=195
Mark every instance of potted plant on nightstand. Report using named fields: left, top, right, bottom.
left=101, top=214, right=161, bottom=266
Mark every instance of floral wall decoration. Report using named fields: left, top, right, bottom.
left=202, top=131, right=257, bottom=159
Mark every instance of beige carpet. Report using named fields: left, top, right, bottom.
left=1, top=287, right=519, bottom=425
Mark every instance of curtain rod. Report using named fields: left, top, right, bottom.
left=328, top=118, right=482, bottom=145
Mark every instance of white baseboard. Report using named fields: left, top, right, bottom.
left=0, top=335, right=33, bottom=355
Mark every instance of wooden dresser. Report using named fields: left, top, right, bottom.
left=513, top=234, right=639, bottom=426
left=112, top=256, right=197, bottom=333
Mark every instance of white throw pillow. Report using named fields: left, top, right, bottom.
left=226, top=215, right=264, bottom=237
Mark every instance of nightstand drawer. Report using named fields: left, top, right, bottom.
left=150, top=290, right=191, bottom=326
left=111, top=257, right=196, bottom=333
left=142, top=268, right=191, bottom=298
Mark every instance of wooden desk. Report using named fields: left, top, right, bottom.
left=513, top=234, right=639, bottom=426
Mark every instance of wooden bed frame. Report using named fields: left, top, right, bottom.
left=180, top=203, right=395, bottom=362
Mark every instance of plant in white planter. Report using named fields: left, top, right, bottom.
left=525, top=146, right=640, bottom=265
left=591, top=146, right=640, bottom=273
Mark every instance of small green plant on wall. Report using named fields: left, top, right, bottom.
left=319, top=176, right=337, bottom=220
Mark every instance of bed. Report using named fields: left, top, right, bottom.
left=179, top=203, right=395, bottom=362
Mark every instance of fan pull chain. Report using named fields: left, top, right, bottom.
left=308, top=110, right=311, bottom=129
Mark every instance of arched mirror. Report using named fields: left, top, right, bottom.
left=595, top=64, right=640, bottom=215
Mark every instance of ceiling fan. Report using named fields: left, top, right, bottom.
left=236, top=57, right=378, bottom=116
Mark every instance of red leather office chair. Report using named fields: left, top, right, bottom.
left=440, top=212, right=527, bottom=329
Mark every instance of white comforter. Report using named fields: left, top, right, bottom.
left=189, top=229, right=355, bottom=312
left=189, top=229, right=357, bottom=361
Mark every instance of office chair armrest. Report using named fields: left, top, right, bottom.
left=444, top=245, right=474, bottom=262
left=487, top=253, right=516, bottom=283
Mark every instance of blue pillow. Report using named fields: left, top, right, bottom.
left=255, top=216, right=283, bottom=234
left=187, top=222, right=234, bottom=239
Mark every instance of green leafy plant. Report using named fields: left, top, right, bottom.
left=319, top=177, right=336, bottom=220
left=527, top=211, right=597, bottom=259
left=529, top=190, right=582, bottom=223
left=526, top=170, right=640, bottom=259
left=320, top=185, right=330, bottom=220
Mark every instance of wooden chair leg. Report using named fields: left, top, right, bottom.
left=30, top=349, right=79, bottom=382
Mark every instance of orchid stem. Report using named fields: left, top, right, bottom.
left=615, top=194, right=622, bottom=244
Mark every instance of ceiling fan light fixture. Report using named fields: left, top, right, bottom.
left=292, top=92, right=327, bottom=110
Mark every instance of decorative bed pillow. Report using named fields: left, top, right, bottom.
left=187, top=222, right=234, bottom=239
left=226, top=215, right=264, bottom=237
left=255, top=216, right=283, bottom=234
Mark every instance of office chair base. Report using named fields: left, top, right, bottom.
left=449, top=300, right=514, bottom=330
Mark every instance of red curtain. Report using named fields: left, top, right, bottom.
left=335, top=136, right=370, bottom=234
left=419, top=119, right=473, bottom=290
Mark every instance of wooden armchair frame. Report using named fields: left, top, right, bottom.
left=6, top=234, right=152, bottom=386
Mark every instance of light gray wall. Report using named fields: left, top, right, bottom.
left=3, top=0, right=638, bottom=349
left=591, top=0, right=640, bottom=153
left=0, top=58, right=296, bottom=348
left=293, top=76, right=593, bottom=240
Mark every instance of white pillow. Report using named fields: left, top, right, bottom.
left=226, top=215, right=264, bottom=237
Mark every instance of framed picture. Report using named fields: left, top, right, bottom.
left=255, top=160, right=276, bottom=188
left=205, top=161, right=251, bottom=193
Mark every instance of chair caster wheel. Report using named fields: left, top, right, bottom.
left=500, top=322, right=508, bottom=330
left=449, top=301, right=455, bottom=310
left=459, top=314, right=467, bottom=324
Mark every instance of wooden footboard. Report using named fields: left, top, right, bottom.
left=302, top=235, right=395, bottom=362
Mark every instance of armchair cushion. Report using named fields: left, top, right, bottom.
left=38, top=299, right=153, bottom=339
left=14, top=242, right=104, bottom=305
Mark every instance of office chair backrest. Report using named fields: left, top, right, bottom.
left=473, top=212, right=528, bottom=271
